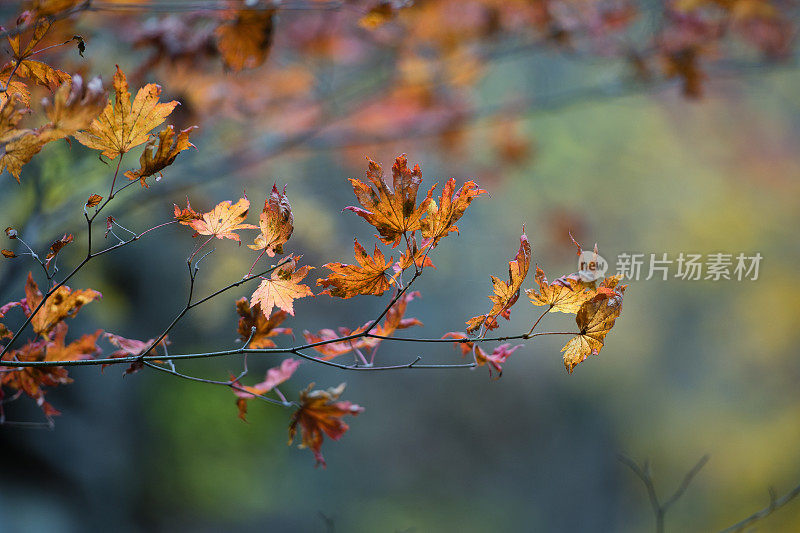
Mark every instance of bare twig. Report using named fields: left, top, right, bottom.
left=719, top=481, right=800, bottom=533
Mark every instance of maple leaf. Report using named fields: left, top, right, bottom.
left=420, top=178, right=486, bottom=248
left=1, top=322, right=101, bottom=417
left=359, top=1, right=398, bottom=29
left=74, top=66, right=179, bottom=159
left=124, top=125, right=196, bottom=187
left=248, top=184, right=293, bottom=257
left=250, top=257, right=314, bottom=316
left=303, top=291, right=422, bottom=360
left=442, top=332, right=522, bottom=378
left=86, top=194, right=103, bottom=208
left=10, top=272, right=102, bottom=336
left=560, top=284, right=626, bottom=373
left=39, top=76, right=107, bottom=143
left=102, top=332, right=170, bottom=374
left=526, top=267, right=596, bottom=314
left=0, top=60, right=70, bottom=94
left=235, top=297, right=292, bottom=349
left=26, top=0, right=83, bottom=18
left=44, top=233, right=73, bottom=268
left=317, top=239, right=393, bottom=299
left=216, top=9, right=275, bottom=71
left=345, top=155, right=434, bottom=247
left=185, top=196, right=258, bottom=243
left=466, top=231, right=531, bottom=334
left=0, top=308, right=12, bottom=339
left=231, top=358, right=299, bottom=421
left=173, top=198, right=202, bottom=224
left=288, top=383, right=364, bottom=468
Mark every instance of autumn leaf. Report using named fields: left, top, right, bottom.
left=13, top=272, right=102, bottom=336
left=173, top=198, right=202, bottom=224
left=304, top=291, right=422, bottom=360
left=442, top=332, right=522, bottom=378
left=124, top=125, right=196, bottom=187
left=560, top=284, right=626, bottom=373
left=231, top=358, right=299, bottom=421
left=248, top=184, right=293, bottom=257
left=1, top=130, right=44, bottom=183
left=359, top=1, right=397, bottom=29
left=216, top=9, right=275, bottom=71
left=102, top=332, right=169, bottom=374
left=40, top=76, right=107, bottom=142
left=2, top=249, right=15, bottom=258
left=86, top=194, right=103, bottom=208
left=74, top=66, right=179, bottom=159
left=235, top=297, right=292, bottom=349
left=317, top=239, right=393, bottom=299
left=44, top=233, right=73, bottom=268
left=1, top=322, right=101, bottom=417
left=0, top=59, right=70, bottom=94
left=288, top=383, right=364, bottom=468
left=420, top=178, right=486, bottom=248
left=526, top=267, right=596, bottom=314
left=183, top=196, right=258, bottom=243
left=345, top=155, right=434, bottom=247
left=466, top=230, right=531, bottom=334
left=250, top=257, right=314, bottom=316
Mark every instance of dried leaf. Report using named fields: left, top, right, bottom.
left=18, top=272, right=102, bottom=336
left=345, top=155, right=434, bottom=247
left=317, top=239, right=393, bottom=299
left=231, top=358, right=299, bottom=421
left=560, top=285, right=626, bottom=373
left=420, top=178, right=486, bottom=248
left=124, top=125, right=196, bottom=187
left=288, top=383, right=364, bottom=467
left=235, top=297, right=292, bottom=349
left=44, top=233, right=73, bottom=268
left=466, top=231, right=531, bottom=334
left=248, top=184, right=293, bottom=257
left=86, top=194, right=103, bottom=207
left=216, top=9, right=275, bottom=71
left=74, top=66, right=179, bottom=159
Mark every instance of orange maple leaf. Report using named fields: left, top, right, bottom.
left=231, top=358, right=299, bottom=421
left=288, top=383, right=364, bottom=468
left=250, top=257, right=314, bottom=316
left=124, top=125, right=196, bottom=187
left=216, top=9, right=275, bottom=71
left=184, top=196, right=258, bottom=243
left=560, top=283, right=626, bottom=373
left=40, top=76, right=107, bottom=143
left=248, top=184, right=293, bottom=257
left=74, top=66, right=179, bottom=159
left=442, top=332, right=522, bottom=378
left=317, top=239, right=393, bottom=299
left=466, top=231, right=531, bottom=334
left=420, top=178, right=486, bottom=248
left=12, top=272, right=102, bottom=336
left=235, top=297, right=293, bottom=349
left=345, top=155, right=434, bottom=247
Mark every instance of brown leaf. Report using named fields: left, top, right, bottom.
left=216, top=9, right=275, bottom=71
left=2, top=249, right=16, bottom=258
left=317, top=239, right=393, bottom=299
left=39, top=76, right=107, bottom=143
left=288, top=383, right=364, bottom=467
left=560, top=284, right=626, bottom=373
left=248, top=184, right=293, bottom=257
left=124, top=125, right=196, bottom=187
left=235, top=297, right=292, bottom=349
left=74, top=66, right=179, bottom=159
left=466, top=230, right=531, bottom=334
left=231, top=358, right=299, bottom=421
left=345, top=155, right=434, bottom=247
left=44, top=233, right=73, bottom=268
left=18, top=272, right=102, bottom=336
left=85, top=194, right=103, bottom=208
left=420, top=178, right=486, bottom=248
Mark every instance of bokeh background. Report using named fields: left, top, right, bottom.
left=2, top=1, right=800, bottom=531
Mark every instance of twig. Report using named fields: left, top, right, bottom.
left=719, top=481, right=800, bottom=533
left=618, top=454, right=710, bottom=533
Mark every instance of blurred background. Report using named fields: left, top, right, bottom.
left=1, top=0, right=800, bottom=531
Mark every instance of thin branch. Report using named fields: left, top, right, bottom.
left=720, top=481, right=800, bottom=533
left=618, top=454, right=710, bottom=533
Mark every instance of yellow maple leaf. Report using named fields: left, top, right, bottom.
left=184, top=196, right=258, bottom=243
left=560, top=286, right=626, bottom=373
left=74, top=66, right=178, bottom=159
left=251, top=258, right=314, bottom=316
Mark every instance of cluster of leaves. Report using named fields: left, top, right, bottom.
left=0, top=0, right=632, bottom=468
